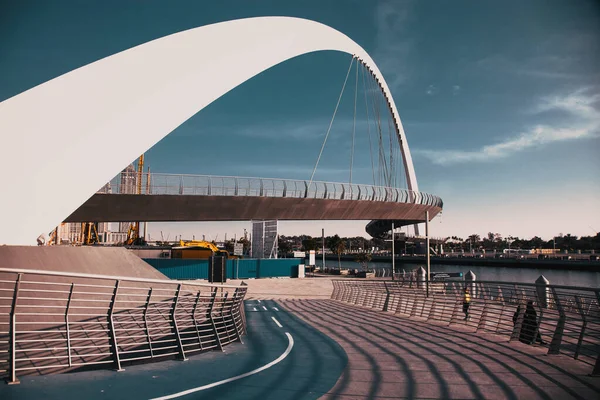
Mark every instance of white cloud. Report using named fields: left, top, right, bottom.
left=415, top=88, right=600, bottom=165
left=452, top=85, right=461, bottom=95
left=426, top=84, right=437, bottom=96
left=213, top=118, right=371, bottom=142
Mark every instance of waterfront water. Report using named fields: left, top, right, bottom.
left=315, top=260, right=600, bottom=288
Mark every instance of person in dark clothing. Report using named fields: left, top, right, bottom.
left=512, top=304, right=521, bottom=326
left=518, top=301, right=545, bottom=345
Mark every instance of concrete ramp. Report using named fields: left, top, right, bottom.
left=0, top=246, right=167, bottom=279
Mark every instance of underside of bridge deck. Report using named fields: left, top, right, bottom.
left=64, top=194, right=442, bottom=224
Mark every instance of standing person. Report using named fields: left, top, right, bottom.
left=512, top=304, right=522, bottom=327
left=519, top=301, right=544, bottom=345
left=463, top=287, right=471, bottom=321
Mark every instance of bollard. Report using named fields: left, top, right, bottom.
left=535, top=275, right=550, bottom=308
left=417, top=266, right=426, bottom=289
left=465, top=270, right=476, bottom=297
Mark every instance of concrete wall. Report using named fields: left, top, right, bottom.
left=0, top=246, right=167, bottom=279
left=144, top=258, right=303, bottom=280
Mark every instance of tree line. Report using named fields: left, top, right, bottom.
left=276, top=232, right=600, bottom=254
left=451, top=232, right=600, bottom=252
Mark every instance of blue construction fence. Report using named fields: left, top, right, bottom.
left=143, top=258, right=303, bottom=280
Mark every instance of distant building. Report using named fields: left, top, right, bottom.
left=118, top=164, right=138, bottom=233
left=251, top=220, right=278, bottom=259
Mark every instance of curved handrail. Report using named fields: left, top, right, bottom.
left=97, top=172, right=444, bottom=208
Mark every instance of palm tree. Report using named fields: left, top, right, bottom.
left=334, top=240, right=346, bottom=269
left=355, top=252, right=372, bottom=271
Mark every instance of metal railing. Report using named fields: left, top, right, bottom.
left=97, top=172, right=443, bottom=207
left=331, top=279, right=600, bottom=375
left=0, top=268, right=247, bottom=384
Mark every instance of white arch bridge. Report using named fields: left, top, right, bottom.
left=0, top=16, right=442, bottom=244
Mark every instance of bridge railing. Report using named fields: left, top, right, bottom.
left=0, top=268, right=247, bottom=384
left=331, top=279, right=600, bottom=375
left=97, top=172, right=443, bottom=207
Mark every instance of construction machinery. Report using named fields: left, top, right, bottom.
left=172, top=240, right=240, bottom=259
left=123, top=154, right=148, bottom=246
left=80, top=222, right=100, bottom=245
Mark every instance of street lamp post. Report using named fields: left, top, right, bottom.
left=392, top=222, right=395, bottom=280
left=384, top=223, right=396, bottom=280
left=426, top=211, right=430, bottom=297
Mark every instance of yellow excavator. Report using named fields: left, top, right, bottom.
left=173, top=240, right=240, bottom=259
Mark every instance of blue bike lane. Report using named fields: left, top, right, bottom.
left=0, top=299, right=347, bottom=400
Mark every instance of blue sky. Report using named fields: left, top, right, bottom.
left=2, top=0, right=599, bottom=241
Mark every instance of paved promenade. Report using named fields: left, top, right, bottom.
left=2, top=275, right=598, bottom=399
left=226, top=275, right=335, bottom=300
left=280, top=298, right=600, bottom=399
left=222, top=276, right=600, bottom=399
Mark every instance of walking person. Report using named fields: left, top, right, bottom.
left=463, top=287, right=471, bottom=321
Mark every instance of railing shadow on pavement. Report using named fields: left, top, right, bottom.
left=0, top=268, right=248, bottom=384
left=330, top=279, right=600, bottom=376
left=283, top=298, right=600, bottom=400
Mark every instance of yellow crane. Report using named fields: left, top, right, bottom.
left=125, top=154, right=146, bottom=246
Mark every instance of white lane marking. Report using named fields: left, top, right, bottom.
left=272, top=307, right=279, bottom=311
left=150, top=333, right=294, bottom=400
left=262, top=306, right=267, bottom=311
left=253, top=307, right=257, bottom=311
left=271, top=317, right=283, bottom=328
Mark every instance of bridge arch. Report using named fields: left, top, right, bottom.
left=0, top=16, right=419, bottom=245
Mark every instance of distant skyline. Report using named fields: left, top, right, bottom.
left=2, top=1, right=599, bottom=241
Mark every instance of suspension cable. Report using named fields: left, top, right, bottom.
left=350, top=55, right=358, bottom=186
left=361, top=63, right=376, bottom=186
left=308, top=55, right=355, bottom=190
left=369, top=73, right=387, bottom=186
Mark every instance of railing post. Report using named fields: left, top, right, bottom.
left=239, top=283, right=248, bottom=336
left=65, top=283, right=75, bottom=367
left=283, top=181, right=287, bottom=197
left=573, top=295, right=587, bottom=360
left=382, top=281, right=391, bottom=312
left=7, top=273, right=22, bottom=385
left=535, top=275, right=550, bottom=308
left=179, top=175, right=184, bottom=195
left=143, top=288, right=154, bottom=358
left=191, top=290, right=204, bottom=351
left=593, top=291, right=600, bottom=376
left=230, top=288, right=244, bottom=344
left=108, top=280, right=124, bottom=371
left=221, top=292, right=232, bottom=342
left=234, top=177, right=238, bottom=196
left=171, top=284, right=187, bottom=361
left=208, top=288, right=224, bottom=351
left=207, top=176, right=211, bottom=196
left=341, top=184, right=345, bottom=200
left=548, top=287, right=565, bottom=354
left=259, top=179, right=264, bottom=196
